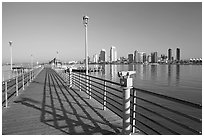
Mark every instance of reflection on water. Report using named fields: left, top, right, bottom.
left=168, top=65, right=172, bottom=86
left=128, top=64, right=134, bottom=71
left=110, top=64, right=117, bottom=81
left=90, top=64, right=201, bottom=104
left=101, top=64, right=106, bottom=76
left=176, top=65, right=180, bottom=86
left=151, top=65, right=157, bottom=81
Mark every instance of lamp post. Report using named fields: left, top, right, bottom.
left=8, top=41, right=13, bottom=71
left=83, top=15, right=89, bottom=94
left=31, top=54, right=33, bottom=69
left=83, top=15, right=89, bottom=76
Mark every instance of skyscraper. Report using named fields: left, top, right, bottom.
left=168, top=48, right=172, bottom=61
left=93, top=54, right=98, bottom=63
left=110, top=46, right=117, bottom=62
left=143, top=53, right=147, bottom=63
left=134, top=50, right=139, bottom=63
left=138, top=52, right=144, bottom=63
left=99, top=49, right=106, bottom=63
left=147, top=54, right=151, bottom=63
left=176, top=48, right=180, bottom=61
left=151, top=52, right=158, bottom=63
left=128, top=54, right=133, bottom=63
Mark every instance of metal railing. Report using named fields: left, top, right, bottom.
left=2, top=66, right=44, bottom=108
left=131, top=88, right=202, bottom=135
left=56, top=69, right=123, bottom=116
left=55, top=69, right=202, bottom=135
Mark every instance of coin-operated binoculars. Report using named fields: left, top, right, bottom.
left=118, top=71, right=136, bottom=87
left=118, top=71, right=136, bottom=135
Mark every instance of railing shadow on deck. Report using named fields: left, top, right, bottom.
left=52, top=70, right=121, bottom=134
left=14, top=68, right=121, bottom=135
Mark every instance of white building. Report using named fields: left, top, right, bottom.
left=110, top=46, right=117, bottom=63
left=93, top=54, right=98, bottom=63
left=138, top=52, right=145, bottom=63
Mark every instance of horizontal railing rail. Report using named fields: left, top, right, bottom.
left=133, top=88, right=201, bottom=109
left=131, top=88, right=202, bottom=135
left=2, top=66, right=44, bottom=108
left=55, top=69, right=202, bottom=135
left=72, top=72, right=123, bottom=117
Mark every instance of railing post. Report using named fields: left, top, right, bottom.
left=132, top=89, right=137, bottom=133
left=79, top=73, right=81, bottom=91
left=16, top=76, right=18, bottom=96
left=32, top=69, right=34, bottom=81
left=89, top=76, right=91, bottom=99
left=65, top=71, right=68, bottom=84
left=33, top=69, right=35, bottom=79
left=27, top=72, right=29, bottom=86
left=86, top=74, right=88, bottom=94
left=118, top=71, right=136, bottom=135
left=5, top=81, right=8, bottom=108
left=31, top=70, right=33, bottom=81
left=72, top=72, right=75, bottom=87
left=30, top=70, right=32, bottom=82
left=29, top=70, right=32, bottom=82
left=103, top=81, right=107, bottom=110
left=22, top=70, right=25, bottom=90
left=69, top=68, right=72, bottom=88
left=65, top=71, right=68, bottom=83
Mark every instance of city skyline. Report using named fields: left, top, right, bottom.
left=82, top=46, right=182, bottom=63
left=2, top=2, right=202, bottom=64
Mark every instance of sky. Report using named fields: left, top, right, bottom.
left=2, top=2, right=202, bottom=64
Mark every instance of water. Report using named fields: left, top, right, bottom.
left=2, top=63, right=34, bottom=81
left=87, top=64, right=202, bottom=134
left=88, top=64, right=202, bottom=104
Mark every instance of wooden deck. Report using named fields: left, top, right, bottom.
left=2, top=67, right=122, bottom=135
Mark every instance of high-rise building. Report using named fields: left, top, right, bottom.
left=93, top=54, right=98, bottom=63
left=128, top=54, right=133, bottom=63
left=143, top=53, right=147, bottom=63
left=138, top=52, right=144, bottom=63
left=151, top=52, right=158, bottom=63
left=147, top=54, right=151, bottom=63
left=99, top=49, right=106, bottom=63
left=134, top=50, right=139, bottom=63
left=168, top=48, right=172, bottom=61
left=110, top=46, right=117, bottom=62
left=176, top=48, right=180, bottom=61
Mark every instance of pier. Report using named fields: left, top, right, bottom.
left=2, top=65, right=202, bottom=135
left=2, top=67, right=124, bottom=135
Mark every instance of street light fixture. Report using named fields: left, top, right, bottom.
left=83, top=15, right=89, bottom=94
left=8, top=41, right=13, bottom=71
left=83, top=15, right=89, bottom=76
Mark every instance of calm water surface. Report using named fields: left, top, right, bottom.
left=89, top=64, right=202, bottom=104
